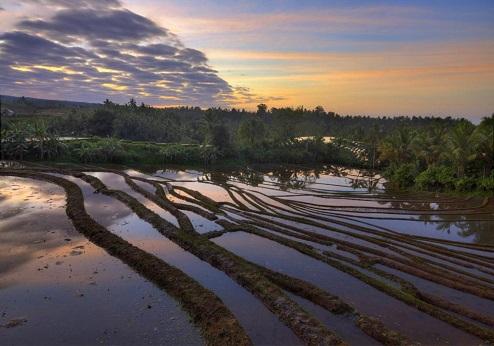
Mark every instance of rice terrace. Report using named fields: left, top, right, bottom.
left=1, top=162, right=493, bottom=345
left=1, top=0, right=494, bottom=345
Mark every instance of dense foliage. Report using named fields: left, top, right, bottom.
left=379, top=116, right=494, bottom=192
left=1, top=97, right=492, bottom=192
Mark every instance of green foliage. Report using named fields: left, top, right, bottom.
left=475, top=114, right=494, bottom=176
left=1, top=122, right=30, bottom=160
left=378, top=127, right=415, bottom=165
left=159, top=144, right=202, bottom=164
left=445, top=121, right=480, bottom=177
left=88, top=109, right=115, bottom=137
left=479, top=173, right=494, bottom=192
left=415, top=166, right=455, bottom=191
left=71, top=138, right=125, bottom=163
left=384, top=164, right=418, bottom=188
left=201, top=111, right=232, bottom=154
left=200, top=145, right=220, bottom=165
left=3, top=96, right=492, bottom=193
left=377, top=118, right=493, bottom=192
left=0, top=121, right=65, bottom=160
left=209, top=125, right=231, bottom=151
left=237, top=117, right=266, bottom=149
left=454, top=177, right=478, bottom=192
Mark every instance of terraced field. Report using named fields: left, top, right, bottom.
left=1, top=163, right=493, bottom=345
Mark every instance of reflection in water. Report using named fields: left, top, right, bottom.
left=1, top=163, right=493, bottom=346
left=0, top=177, right=202, bottom=346
left=152, top=164, right=492, bottom=244
left=214, top=232, right=480, bottom=346
left=77, top=172, right=301, bottom=345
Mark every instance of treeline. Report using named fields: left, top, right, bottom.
left=0, top=122, right=360, bottom=167
left=4, top=99, right=463, bottom=143
left=2, top=98, right=492, bottom=192
left=379, top=117, right=494, bottom=192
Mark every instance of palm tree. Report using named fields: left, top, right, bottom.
left=446, top=122, right=480, bottom=177
left=378, top=127, right=416, bottom=165
left=32, top=121, right=49, bottom=159
left=0, top=128, right=7, bottom=160
left=3, top=123, right=30, bottom=160
left=411, top=126, right=447, bottom=168
left=201, top=109, right=217, bottom=145
left=475, top=114, right=494, bottom=177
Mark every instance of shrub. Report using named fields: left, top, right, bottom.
left=384, top=163, right=417, bottom=188
left=93, top=138, right=126, bottom=162
left=479, top=173, right=494, bottom=191
left=200, top=145, right=220, bottom=164
left=159, top=145, right=201, bottom=163
left=454, top=177, right=478, bottom=191
left=415, top=165, right=455, bottom=190
left=70, top=138, right=126, bottom=163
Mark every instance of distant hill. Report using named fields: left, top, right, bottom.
left=0, top=95, right=101, bottom=117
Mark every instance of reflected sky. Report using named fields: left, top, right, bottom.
left=1, top=165, right=493, bottom=345
left=0, top=177, right=202, bottom=345
left=152, top=164, right=494, bottom=245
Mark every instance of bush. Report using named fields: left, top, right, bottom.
left=479, top=173, right=494, bottom=191
left=415, top=165, right=455, bottom=190
left=70, top=138, right=126, bottom=163
left=454, top=176, right=478, bottom=191
left=159, top=145, right=202, bottom=163
left=88, top=109, right=115, bottom=137
left=384, top=163, right=417, bottom=188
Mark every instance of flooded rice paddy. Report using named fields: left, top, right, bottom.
left=0, top=163, right=493, bottom=345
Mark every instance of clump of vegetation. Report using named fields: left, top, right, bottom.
left=71, top=138, right=125, bottom=163
left=2, top=96, right=492, bottom=192
left=378, top=115, right=494, bottom=193
left=415, top=166, right=455, bottom=191
left=478, top=173, right=494, bottom=192
left=1, top=120, right=66, bottom=160
left=384, top=164, right=417, bottom=189
left=159, top=144, right=202, bottom=164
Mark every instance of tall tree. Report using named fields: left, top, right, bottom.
left=446, top=122, right=480, bottom=177
left=379, top=127, right=416, bottom=165
left=475, top=114, right=494, bottom=176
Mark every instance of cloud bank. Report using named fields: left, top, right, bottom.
left=0, top=0, right=241, bottom=106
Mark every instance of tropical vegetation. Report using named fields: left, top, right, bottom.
left=1, top=96, right=492, bottom=192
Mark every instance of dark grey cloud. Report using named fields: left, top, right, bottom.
left=0, top=31, right=96, bottom=64
left=19, top=0, right=122, bottom=9
left=19, top=9, right=167, bottom=42
left=0, top=2, right=235, bottom=106
left=125, top=43, right=178, bottom=57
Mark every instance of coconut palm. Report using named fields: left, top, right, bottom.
left=411, top=126, right=447, bottom=168
left=475, top=114, right=494, bottom=177
left=378, top=127, right=416, bottom=165
left=446, top=122, right=480, bottom=177
left=3, top=123, right=30, bottom=160
left=32, top=121, right=49, bottom=159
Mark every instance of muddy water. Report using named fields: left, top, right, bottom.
left=1, top=164, right=494, bottom=346
left=58, top=173, right=301, bottom=345
left=213, top=232, right=481, bottom=345
left=0, top=177, right=202, bottom=346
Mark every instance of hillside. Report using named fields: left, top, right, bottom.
left=0, top=95, right=100, bottom=117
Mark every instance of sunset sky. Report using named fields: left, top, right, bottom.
left=0, top=0, right=493, bottom=120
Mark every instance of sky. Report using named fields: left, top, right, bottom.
left=0, top=0, right=493, bottom=120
